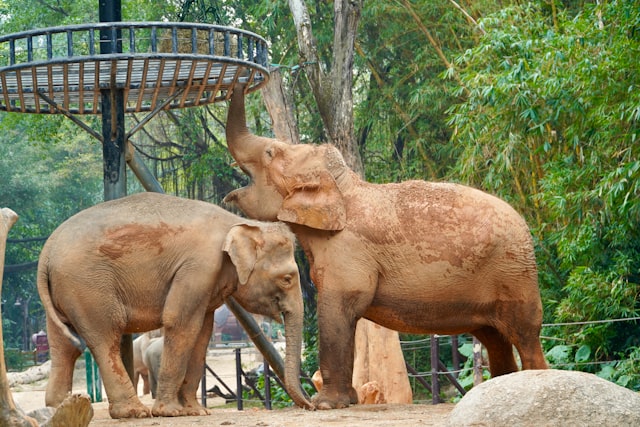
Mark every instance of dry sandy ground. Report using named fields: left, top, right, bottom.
left=10, top=346, right=454, bottom=426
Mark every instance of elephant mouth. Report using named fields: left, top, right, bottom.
left=270, top=308, right=286, bottom=325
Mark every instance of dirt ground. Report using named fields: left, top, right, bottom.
left=10, top=346, right=454, bottom=426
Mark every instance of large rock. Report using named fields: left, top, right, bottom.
left=448, top=369, right=640, bottom=426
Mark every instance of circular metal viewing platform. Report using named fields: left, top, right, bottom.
left=0, top=22, right=269, bottom=114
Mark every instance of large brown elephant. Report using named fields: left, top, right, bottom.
left=37, top=192, right=312, bottom=418
left=224, top=84, right=548, bottom=409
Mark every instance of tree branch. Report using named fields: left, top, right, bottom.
left=36, top=0, right=69, bottom=17
left=287, top=0, right=364, bottom=174
left=398, top=0, right=469, bottom=96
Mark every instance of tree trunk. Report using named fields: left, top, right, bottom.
left=353, top=320, right=413, bottom=404
left=261, top=69, right=300, bottom=145
left=285, top=0, right=412, bottom=404
left=288, top=0, right=364, bottom=175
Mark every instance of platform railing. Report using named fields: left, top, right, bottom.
left=0, top=22, right=269, bottom=113
left=0, top=22, right=268, bottom=69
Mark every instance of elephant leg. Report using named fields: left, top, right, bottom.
left=45, top=318, right=81, bottom=408
left=506, top=304, right=548, bottom=371
left=133, top=372, right=138, bottom=394
left=141, top=372, right=150, bottom=395
left=152, top=304, right=207, bottom=417
left=176, top=311, right=214, bottom=416
left=148, top=365, right=158, bottom=399
left=86, top=334, right=151, bottom=419
left=515, top=334, right=548, bottom=370
left=134, top=370, right=150, bottom=396
left=472, top=326, right=519, bottom=377
left=312, top=290, right=360, bottom=410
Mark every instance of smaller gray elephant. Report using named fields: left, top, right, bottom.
left=133, top=329, right=162, bottom=396
left=142, top=336, right=163, bottom=399
left=132, top=334, right=150, bottom=396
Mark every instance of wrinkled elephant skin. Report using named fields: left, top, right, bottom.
left=37, top=192, right=311, bottom=418
left=224, top=84, right=548, bottom=410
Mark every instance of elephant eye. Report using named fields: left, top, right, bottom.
left=280, top=274, right=293, bottom=289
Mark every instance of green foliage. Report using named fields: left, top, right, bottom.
left=599, top=346, right=640, bottom=391
left=448, top=1, right=640, bottom=368
left=356, top=1, right=497, bottom=183
left=545, top=343, right=640, bottom=391
left=0, top=112, right=102, bottom=350
left=243, top=370, right=316, bottom=409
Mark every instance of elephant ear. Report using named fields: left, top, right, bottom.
left=277, top=170, right=346, bottom=231
left=223, top=224, right=261, bottom=285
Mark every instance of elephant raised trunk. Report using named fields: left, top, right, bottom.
left=226, top=83, right=257, bottom=170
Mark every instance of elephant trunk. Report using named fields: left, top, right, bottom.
left=226, top=83, right=253, bottom=165
left=283, top=309, right=314, bottom=410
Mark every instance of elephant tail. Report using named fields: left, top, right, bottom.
left=36, top=248, right=85, bottom=350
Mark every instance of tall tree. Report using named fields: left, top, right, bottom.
left=282, top=0, right=412, bottom=403
left=288, top=0, right=364, bottom=174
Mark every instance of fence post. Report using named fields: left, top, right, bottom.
left=264, top=357, right=272, bottom=410
left=451, top=335, right=460, bottom=377
left=473, top=336, right=483, bottom=386
left=201, top=363, right=207, bottom=408
left=84, top=349, right=102, bottom=402
left=235, top=348, right=243, bottom=410
left=430, top=335, right=441, bottom=404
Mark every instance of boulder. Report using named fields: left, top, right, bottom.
left=448, top=369, right=640, bottom=427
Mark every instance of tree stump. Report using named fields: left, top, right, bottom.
left=353, top=319, right=413, bottom=404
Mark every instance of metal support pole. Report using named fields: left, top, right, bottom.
left=100, top=0, right=134, bottom=383
left=201, top=363, right=207, bottom=408
left=225, top=296, right=311, bottom=402
left=101, top=87, right=127, bottom=201
left=126, top=142, right=165, bottom=193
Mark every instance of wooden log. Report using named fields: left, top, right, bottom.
left=352, top=319, right=413, bottom=404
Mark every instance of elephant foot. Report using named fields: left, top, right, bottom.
left=108, top=400, right=152, bottom=419
left=152, top=400, right=210, bottom=417
left=180, top=403, right=212, bottom=417
left=311, top=387, right=359, bottom=410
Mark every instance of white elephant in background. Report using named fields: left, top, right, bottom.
left=132, top=329, right=162, bottom=396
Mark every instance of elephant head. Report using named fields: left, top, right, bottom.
left=222, top=222, right=312, bottom=409
left=224, top=84, right=349, bottom=231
